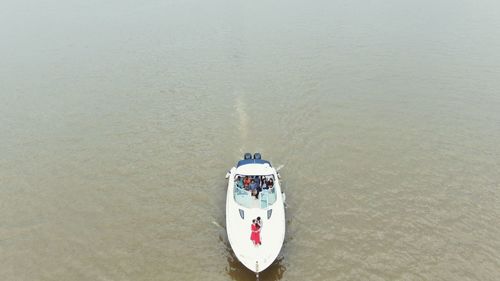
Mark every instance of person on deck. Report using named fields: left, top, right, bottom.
left=249, top=179, right=259, bottom=199
left=266, top=178, right=274, bottom=189
left=243, top=176, right=251, bottom=190
left=260, top=176, right=267, bottom=189
left=250, top=219, right=261, bottom=246
left=235, top=176, right=243, bottom=188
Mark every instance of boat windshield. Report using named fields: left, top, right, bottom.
left=233, top=175, right=277, bottom=209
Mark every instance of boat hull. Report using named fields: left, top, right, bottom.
left=225, top=166, right=286, bottom=273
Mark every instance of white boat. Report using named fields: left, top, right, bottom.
left=225, top=153, right=286, bottom=275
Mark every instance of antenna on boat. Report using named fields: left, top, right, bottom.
left=255, top=261, right=259, bottom=281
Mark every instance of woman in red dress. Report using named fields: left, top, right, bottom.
left=250, top=220, right=261, bottom=245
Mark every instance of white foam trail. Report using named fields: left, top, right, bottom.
left=212, top=221, right=224, bottom=229
left=275, top=164, right=285, bottom=171
left=235, top=95, right=248, bottom=146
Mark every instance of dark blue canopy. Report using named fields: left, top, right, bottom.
left=237, top=159, right=272, bottom=167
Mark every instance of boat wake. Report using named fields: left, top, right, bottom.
left=235, top=95, right=249, bottom=150
left=275, top=164, right=285, bottom=172
left=211, top=221, right=224, bottom=229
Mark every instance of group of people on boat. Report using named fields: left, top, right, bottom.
left=250, top=217, right=262, bottom=246
left=235, top=175, right=274, bottom=199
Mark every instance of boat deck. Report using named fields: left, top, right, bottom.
left=234, top=186, right=276, bottom=209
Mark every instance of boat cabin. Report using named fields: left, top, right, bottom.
left=233, top=174, right=277, bottom=209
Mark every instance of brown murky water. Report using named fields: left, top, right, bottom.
left=1, top=0, right=500, bottom=280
